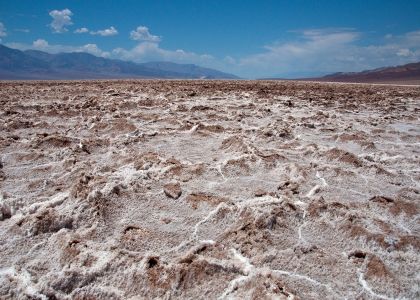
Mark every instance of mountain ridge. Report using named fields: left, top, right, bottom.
left=304, top=61, right=420, bottom=84
left=260, top=61, right=420, bottom=84
left=0, top=44, right=239, bottom=80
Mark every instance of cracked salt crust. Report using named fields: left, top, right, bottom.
left=0, top=80, right=419, bottom=299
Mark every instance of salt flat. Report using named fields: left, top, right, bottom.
left=0, top=80, right=419, bottom=299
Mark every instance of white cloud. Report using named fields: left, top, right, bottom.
left=7, top=39, right=110, bottom=58
left=74, top=27, right=88, bottom=34
left=0, top=22, right=7, bottom=37
left=49, top=9, right=73, bottom=33
left=130, top=26, right=161, bottom=42
left=90, top=26, right=118, bottom=36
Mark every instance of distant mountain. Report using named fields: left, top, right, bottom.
left=0, top=45, right=50, bottom=71
left=306, top=62, right=420, bottom=84
left=0, top=44, right=239, bottom=80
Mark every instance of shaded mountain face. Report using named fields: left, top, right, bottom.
left=0, top=44, right=239, bottom=79
left=0, top=45, right=50, bottom=71
left=316, top=62, right=420, bottom=83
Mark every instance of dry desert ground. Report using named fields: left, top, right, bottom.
left=0, top=80, right=419, bottom=299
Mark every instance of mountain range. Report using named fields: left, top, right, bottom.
left=303, top=62, right=420, bottom=84
left=259, top=62, right=420, bottom=84
left=1, top=44, right=419, bottom=82
left=0, top=44, right=239, bottom=80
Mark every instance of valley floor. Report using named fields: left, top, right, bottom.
left=0, top=80, right=419, bottom=299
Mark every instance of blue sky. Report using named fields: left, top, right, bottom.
left=1, top=0, right=420, bottom=78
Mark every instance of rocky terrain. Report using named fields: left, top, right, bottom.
left=0, top=80, right=419, bottom=299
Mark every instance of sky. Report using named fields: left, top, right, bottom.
left=0, top=0, right=420, bottom=78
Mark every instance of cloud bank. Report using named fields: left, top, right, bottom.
left=111, top=25, right=217, bottom=67
left=234, top=29, right=420, bottom=78
left=7, top=39, right=110, bottom=58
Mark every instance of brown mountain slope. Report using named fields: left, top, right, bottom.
left=305, top=62, right=420, bottom=84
